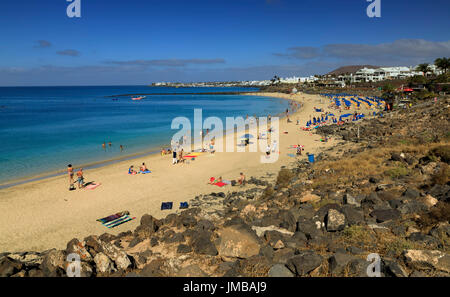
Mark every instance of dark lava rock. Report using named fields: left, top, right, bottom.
left=128, top=237, right=144, bottom=248
left=316, top=204, right=342, bottom=222
left=407, top=232, right=439, bottom=246
left=177, top=244, right=192, bottom=254
left=391, top=152, right=404, bottom=162
left=383, top=259, right=408, bottom=277
left=297, top=217, right=322, bottom=239
left=341, top=205, right=364, bottom=226
left=139, top=259, right=165, bottom=277
left=328, top=252, right=356, bottom=275
left=402, top=188, right=421, bottom=199
left=268, top=264, right=294, bottom=277
left=98, top=233, right=116, bottom=243
left=0, top=257, right=23, bottom=277
left=397, top=201, right=428, bottom=215
left=286, top=251, right=323, bottom=276
left=196, top=220, right=215, bottom=232
left=370, top=209, right=401, bottom=223
left=180, top=216, right=197, bottom=228
left=191, top=232, right=218, bottom=256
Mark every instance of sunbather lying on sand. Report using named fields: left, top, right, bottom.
left=209, top=176, right=222, bottom=184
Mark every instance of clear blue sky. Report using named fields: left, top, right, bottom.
left=0, top=0, right=449, bottom=86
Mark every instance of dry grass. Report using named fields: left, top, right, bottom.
left=276, top=168, right=295, bottom=188
left=341, top=225, right=376, bottom=245
left=431, top=163, right=450, bottom=185
left=312, top=142, right=450, bottom=189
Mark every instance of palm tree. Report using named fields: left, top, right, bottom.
left=416, top=63, right=431, bottom=76
left=434, top=57, right=449, bottom=73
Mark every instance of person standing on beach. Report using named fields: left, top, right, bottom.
left=76, top=168, right=85, bottom=189
left=68, top=164, right=74, bottom=190
left=172, top=149, right=177, bottom=165
left=179, top=149, right=184, bottom=163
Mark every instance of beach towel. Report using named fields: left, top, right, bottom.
left=287, top=153, right=296, bottom=158
left=140, top=170, right=151, bottom=174
left=85, top=183, right=101, bottom=190
left=161, top=202, right=173, bottom=210
left=180, top=202, right=189, bottom=209
left=222, top=180, right=232, bottom=185
left=97, top=211, right=130, bottom=223
left=214, top=182, right=226, bottom=187
left=103, top=215, right=136, bottom=229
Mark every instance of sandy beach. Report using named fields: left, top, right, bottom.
left=0, top=92, right=370, bottom=252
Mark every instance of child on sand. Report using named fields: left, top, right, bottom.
left=128, top=166, right=137, bottom=175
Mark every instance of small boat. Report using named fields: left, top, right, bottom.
left=131, top=96, right=146, bottom=101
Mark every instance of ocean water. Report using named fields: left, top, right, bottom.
left=0, top=86, right=290, bottom=185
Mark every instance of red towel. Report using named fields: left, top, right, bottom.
left=214, top=182, right=226, bottom=187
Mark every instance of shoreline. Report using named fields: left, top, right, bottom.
left=0, top=92, right=369, bottom=252
left=0, top=94, right=292, bottom=190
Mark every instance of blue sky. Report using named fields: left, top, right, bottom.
left=0, top=0, right=449, bottom=86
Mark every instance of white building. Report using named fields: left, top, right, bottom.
left=336, top=65, right=442, bottom=83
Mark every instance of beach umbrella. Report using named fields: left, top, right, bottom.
left=240, top=134, right=254, bottom=139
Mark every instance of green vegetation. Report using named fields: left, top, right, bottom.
left=341, top=225, right=374, bottom=244
left=429, top=145, right=450, bottom=163
left=416, top=63, right=431, bottom=76
left=385, top=165, right=411, bottom=179
left=384, top=239, right=418, bottom=257
left=434, top=57, right=450, bottom=73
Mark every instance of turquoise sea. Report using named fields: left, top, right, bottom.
left=0, top=86, right=290, bottom=186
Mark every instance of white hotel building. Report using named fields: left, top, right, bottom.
left=337, top=65, right=443, bottom=83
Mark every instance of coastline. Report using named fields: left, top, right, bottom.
left=0, top=94, right=292, bottom=189
left=0, top=92, right=368, bottom=252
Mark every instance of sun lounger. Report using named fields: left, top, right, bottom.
left=161, top=202, right=173, bottom=210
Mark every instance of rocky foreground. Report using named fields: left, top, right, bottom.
left=1, top=98, right=449, bottom=277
